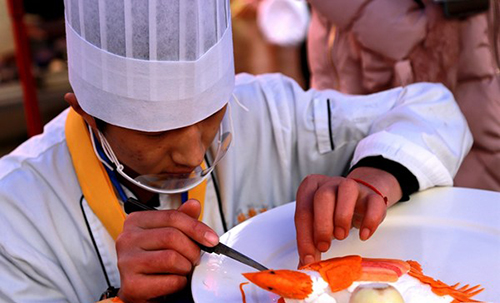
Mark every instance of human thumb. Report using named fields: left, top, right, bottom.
left=177, top=199, right=202, bottom=219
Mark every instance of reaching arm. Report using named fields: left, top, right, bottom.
left=233, top=73, right=472, bottom=264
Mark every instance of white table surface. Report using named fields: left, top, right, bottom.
left=192, top=187, right=500, bottom=302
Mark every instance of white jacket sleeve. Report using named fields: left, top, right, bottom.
left=347, top=84, right=473, bottom=189
left=233, top=73, right=472, bottom=192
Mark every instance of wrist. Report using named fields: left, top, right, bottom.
left=349, top=178, right=388, bottom=205
left=347, top=167, right=402, bottom=206
left=350, top=156, right=419, bottom=201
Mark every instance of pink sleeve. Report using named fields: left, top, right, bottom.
left=352, top=0, right=427, bottom=60
left=308, top=0, right=427, bottom=60
left=307, top=0, right=371, bottom=29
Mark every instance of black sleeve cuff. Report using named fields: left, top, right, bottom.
left=349, top=156, right=419, bottom=202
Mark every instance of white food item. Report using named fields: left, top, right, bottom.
left=284, top=271, right=454, bottom=303
left=386, top=275, right=453, bottom=303
left=285, top=271, right=337, bottom=303
left=349, top=284, right=404, bottom=303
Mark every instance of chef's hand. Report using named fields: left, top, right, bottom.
left=116, top=199, right=219, bottom=303
left=295, top=167, right=403, bottom=267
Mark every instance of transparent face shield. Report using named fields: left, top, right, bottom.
left=89, top=112, right=233, bottom=195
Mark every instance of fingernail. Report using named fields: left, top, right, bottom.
left=360, top=228, right=371, bottom=241
left=317, top=241, right=330, bottom=252
left=204, top=232, right=219, bottom=246
left=334, top=227, right=346, bottom=240
left=304, top=255, right=315, bottom=265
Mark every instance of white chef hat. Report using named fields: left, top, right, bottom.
left=64, top=0, right=235, bottom=131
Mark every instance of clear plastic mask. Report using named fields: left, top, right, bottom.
left=90, top=122, right=232, bottom=195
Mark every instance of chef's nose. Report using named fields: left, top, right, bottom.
left=170, top=125, right=205, bottom=168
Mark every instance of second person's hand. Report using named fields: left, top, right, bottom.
left=295, top=167, right=402, bottom=267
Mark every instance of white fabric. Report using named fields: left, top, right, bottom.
left=0, top=74, right=472, bottom=301
left=64, top=0, right=235, bottom=131
left=257, top=0, right=310, bottom=46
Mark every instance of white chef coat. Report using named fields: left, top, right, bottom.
left=0, top=74, right=472, bottom=302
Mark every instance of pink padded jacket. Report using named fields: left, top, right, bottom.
left=307, top=0, right=500, bottom=191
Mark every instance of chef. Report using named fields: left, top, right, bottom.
left=0, top=0, right=472, bottom=302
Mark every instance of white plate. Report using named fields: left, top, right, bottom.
left=192, top=187, right=500, bottom=302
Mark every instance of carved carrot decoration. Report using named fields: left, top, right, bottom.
left=242, top=255, right=484, bottom=303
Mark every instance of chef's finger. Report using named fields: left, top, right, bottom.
left=334, top=178, right=359, bottom=240
left=118, top=227, right=201, bottom=264
left=124, top=210, right=219, bottom=247
left=312, top=182, right=336, bottom=252
left=177, top=199, right=202, bottom=219
left=295, top=175, right=324, bottom=265
left=128, top=250, right=194, bottom=275
left=359, top=194, right=387, bottom=241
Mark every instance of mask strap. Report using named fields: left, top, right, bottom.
left=232, top=93, right=249, bottom=112
left=227, top=101, right=236, bottom=142
left=88, top=125, right=114, bottom=171
left=97, top=130, right=125, bottom=173
left=226, top=93, right=248, bottom=143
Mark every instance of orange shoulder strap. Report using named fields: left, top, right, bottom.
left=65, top=108, right=126, bottom=240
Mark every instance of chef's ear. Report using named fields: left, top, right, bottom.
left=64, top=92, right=99, bottom=131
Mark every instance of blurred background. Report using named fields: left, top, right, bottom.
left=0, top=0, right=310, bottom=156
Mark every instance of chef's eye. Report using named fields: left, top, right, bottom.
left=145, top=131, right=166, bottom=138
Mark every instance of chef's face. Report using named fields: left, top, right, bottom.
left=65, top=93, right=226, bottom=177
left=98, top=107, right=226, bottom=177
